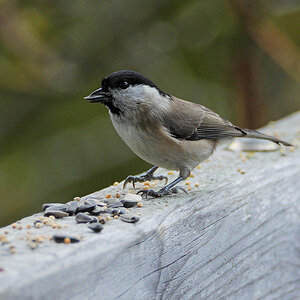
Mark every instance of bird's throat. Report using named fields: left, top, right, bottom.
left=104, top=101, right=122, bottom=116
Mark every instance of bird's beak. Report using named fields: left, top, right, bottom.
left=84, top=88, right=110, bottom=103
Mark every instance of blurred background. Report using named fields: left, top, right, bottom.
left=0, top=0, right=299, bottom=226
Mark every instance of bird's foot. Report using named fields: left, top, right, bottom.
left=123, top=172, right=168, bottom=189
left=137, top=186, right=187, bottom=198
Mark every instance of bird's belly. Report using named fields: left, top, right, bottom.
left=111, top=117, right=216, bottom=171
left=111, top=119, right=172, bottom=167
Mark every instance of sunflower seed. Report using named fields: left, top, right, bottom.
left=75, top=213, right=97, bottom=223
left=121, top=199, right=138, bottom=208
left=53, top=235, right=80, bottom=243
left=90, top=206, right=104, bottom=216
left=42, top=203, right=64, bottom=211
left=118, top=207, right=127, bottom=214
left=88, top=223, right=103, bottom=233
left=66, top=201, right=79, bottom=216
left=120, top=215, right=140, bottom=223
left=108, top=201, right=124, bottom=208
left=76, top=202, right=96, bottom=214
left=45, top=204, right=68, bottom=213
left=84, top=199, right=96, bottom=206
left=44, top=210, right=68, bottom=218
left=103, top=208, right=113, bottom=214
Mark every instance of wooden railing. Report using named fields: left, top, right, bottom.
left=0, top=112, right=299, bottom=300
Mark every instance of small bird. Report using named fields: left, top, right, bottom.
left=85, top=70, right=292, bottom=197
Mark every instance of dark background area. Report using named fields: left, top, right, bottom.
left=1, top=0, right=299, bottom=226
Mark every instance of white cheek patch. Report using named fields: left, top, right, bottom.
left=111, top=86, right=144, bottom=102
left=111, top=85, right=171, bottom=112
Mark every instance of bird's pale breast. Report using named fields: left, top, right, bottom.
left=110, top=114, right=216, bottom=171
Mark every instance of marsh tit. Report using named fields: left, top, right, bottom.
left=85, top=70, right=292, bottom=197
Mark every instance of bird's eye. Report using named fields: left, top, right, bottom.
left=119, top=80, right=129, bottom=89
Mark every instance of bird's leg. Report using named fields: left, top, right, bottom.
left=123, top=166, right=168, bottom=189
left=137, top=168, right=190, bottom=198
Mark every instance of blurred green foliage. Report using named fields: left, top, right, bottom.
left=0, top=0, right=299, bottom=226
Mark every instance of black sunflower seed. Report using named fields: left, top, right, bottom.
left=44, top=210, right=68, bottom=218
left=42, top=203, right=65, bottom=211
left=120, top=199, right=138, bottom=208
left=53, top=235, right=80, bottom=243
left=75, top=213, right=97, bottom=223
left=120, top=215, right=140, bottom=223
left=66, top=201, right=79, bottom=216
left=76, top=202, right=96, bottom=214
left=88, top=223, right=103, bottom=233
left=108, top=201, right=124, bottom=208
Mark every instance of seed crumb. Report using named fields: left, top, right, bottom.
left=113, top=182, right=119, bottom=186
left=114, top=215, right=118, bottom=219
left=9, top=246, right=16, bottom=254
left=98, top=217, right=106, bottom=224
left=185, top=182, right=190, bottom=186
left=115, top=193, right=121, bottom=198
left=74, top=196, right=81, bottom=201
left=35, top=223, right=42, bottom=229
left=187, top=187, right=192, bottom=191
left=105, top=194, right=111, bottom=199
left=137, top=202, right=143, bottom=208
left=195, top=184, right=199, bottom=187
left=17, top=225, right=23, bottom=230
left=26, top=224, right=31, bottom=229
left=144, top=181, right=150, bottom=186
left=64, top=237, right=71, bottom=244
left=168, top=171, right=173, bottom=175
left=0, top=235, right=9, bottom=244
left=49, top=215, right=55, bottom=220
left=11, top=223, right=17, bottom=229
left=196, top=165, right=201, bottom=169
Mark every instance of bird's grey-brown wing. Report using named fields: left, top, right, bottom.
left=163, top=97, right=245, bottom=141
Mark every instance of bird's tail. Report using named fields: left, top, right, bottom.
left=241, top=128, right=293, bottom=146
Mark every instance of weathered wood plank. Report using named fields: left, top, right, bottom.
left=0, top=112, right=300, bottom=300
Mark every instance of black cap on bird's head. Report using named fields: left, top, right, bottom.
left=84, top=70, right=168, bottom=103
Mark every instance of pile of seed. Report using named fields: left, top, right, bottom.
left=42, top=193, right=142, bottom=243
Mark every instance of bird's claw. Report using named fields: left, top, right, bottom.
left=137, top=186, right=187, bottom=198
left=123, top=173, right=168, bottom=189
